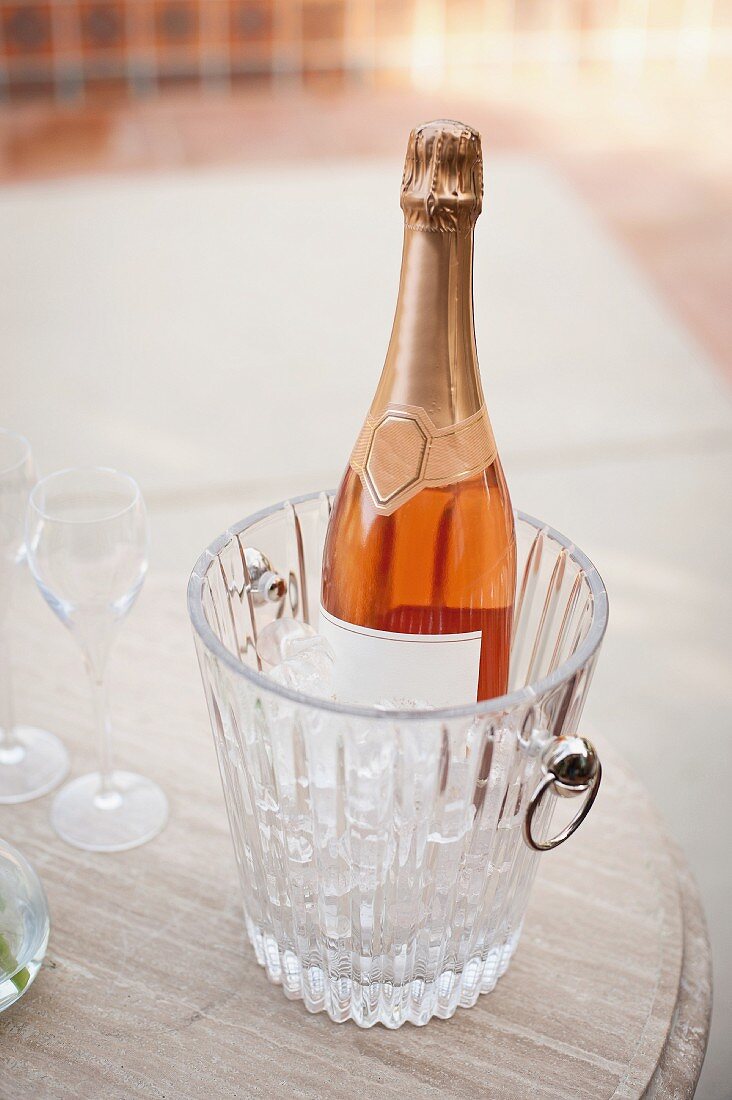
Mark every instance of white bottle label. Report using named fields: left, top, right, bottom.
left=319, top=605, right=481, bottom=707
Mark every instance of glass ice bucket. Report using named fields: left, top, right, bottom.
left=188, top=492, right=608, bottom=1028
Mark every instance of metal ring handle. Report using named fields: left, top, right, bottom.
left=523, top=736, right=602, bottom=852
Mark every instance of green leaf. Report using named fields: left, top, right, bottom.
left=0, top=931, right=29, bottom=992
left=11, top=966, right=30, bottom=992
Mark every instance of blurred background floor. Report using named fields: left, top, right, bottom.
left=2, top=82, right=731, bottom=378
left=2, top=46, right=732, bottom=1100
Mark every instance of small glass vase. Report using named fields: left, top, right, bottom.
left=0, top=839, right=49, bottom=1012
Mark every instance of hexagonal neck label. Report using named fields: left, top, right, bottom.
left=350, top=403, right=496, bottom=515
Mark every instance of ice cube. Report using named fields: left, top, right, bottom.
left=269, top=655, right=334, bottom=699
left=263, top=623, right=336, bottom=700
left=257, top=617, right=316, bottom=669
left=281, top=633, right=335, bottom=678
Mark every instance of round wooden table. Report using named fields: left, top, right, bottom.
left=0, top=578, right=712, bottom=1099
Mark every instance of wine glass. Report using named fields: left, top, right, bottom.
left=25, top=467, right=168, bottom=852
left=0, top=430, right=69, bottom=803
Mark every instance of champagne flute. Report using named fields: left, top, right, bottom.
left=0, top=430, right=69, bottom=803
left=26, top=467, right=167, bottom=852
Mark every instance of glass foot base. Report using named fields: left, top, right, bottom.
left=0, top=727, right=70, bottom=804
left=51, top=770, right=168, bottom=852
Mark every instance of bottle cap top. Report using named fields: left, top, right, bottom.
left=400, top=120, right=483, bottom=233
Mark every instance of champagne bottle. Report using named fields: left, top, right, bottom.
left=321, top=120, right=516, bottom=707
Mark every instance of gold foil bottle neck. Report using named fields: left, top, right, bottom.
left=400, top=119, right=483, bottom=233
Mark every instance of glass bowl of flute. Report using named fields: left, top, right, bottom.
left=188, top=492, right=608, bottom=1029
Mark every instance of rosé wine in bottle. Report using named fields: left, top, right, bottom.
left=321, top=120, right=516, bottom=707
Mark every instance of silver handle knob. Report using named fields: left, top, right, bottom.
left=244, top=548, right=286, bottom=605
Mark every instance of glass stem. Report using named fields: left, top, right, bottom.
left=89, top=670, right=114, bottom=796
left=0, top=625, right=20, bottom=754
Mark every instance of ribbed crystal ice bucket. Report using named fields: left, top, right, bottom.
left=188, top=492, right=608, bottom=1028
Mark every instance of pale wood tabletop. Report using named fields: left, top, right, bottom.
left=0, top=575, right=711, bottom=1099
